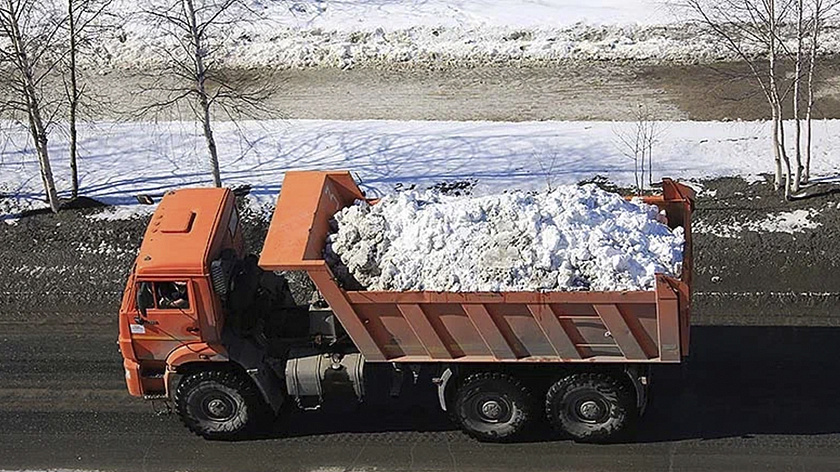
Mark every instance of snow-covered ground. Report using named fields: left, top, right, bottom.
left=266, top=0, right=675, bottom=30
left=693, top=209, right=824, bottom=238
left=3, top=118, right=840, bottom=221
left=94, top=0, right=839, bottom=69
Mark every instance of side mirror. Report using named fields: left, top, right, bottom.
left=135, top=282, right=154, bottom=317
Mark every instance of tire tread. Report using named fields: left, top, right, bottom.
left=545, top=372, right=636, bottom=443
left=454, top=371, right=533, bottom=442
left=174, top=367, right=269, bottom=440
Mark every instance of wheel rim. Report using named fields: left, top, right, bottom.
left=565, top=392, right=610, bottom=424
left=471, top=393, right=513, bottom=424
left=200, top=392, right=237, bottom=421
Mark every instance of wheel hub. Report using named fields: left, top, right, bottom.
left=578, top=400, right=602, bottom=420
left=204, top=396, right=233, bottom=419
left=481, top=400, right=503, bottom=420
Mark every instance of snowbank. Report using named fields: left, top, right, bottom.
left=325, top=185, right=684, bottom=292
left=92, top=0, right=840, bottom=70
left=106, top=23, right=737, bottom=70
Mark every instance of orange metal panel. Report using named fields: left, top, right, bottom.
left=436, top=312, right=489, bottom=357
left=136, top=188, right=232, bottom=278
left=376, top=315, right=427, bottom=358
left=493, top=309, right=553, bottom=357
left=422, top=304, right=488, bottom=358
left=559, top=318, right=594, bottom=358
left=166, top=342, right=228, bottom=367
left=308, top=268, right=386, bottom=361
left=656, top=276, right=682, bottom=361
left=397, top=304, right=454, bottom=359
left=123, top=358, right=142, bottom=397
left=260, top=171, right=367, bottom=271
left=345, top=290, right=657, bottom=305
left=462, top=304, right=518, bottom=360
left=526, top=304, right=582, bottom=359
left=594, top=305, right=657, bottom=360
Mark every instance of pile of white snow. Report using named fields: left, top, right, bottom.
left=93, top=0, right=840, bottom=70
left=325, top=184, right=684, bottom=292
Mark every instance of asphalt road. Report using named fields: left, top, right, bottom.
left=3, top=318, right=840, bottom=472
left=74, top=61, right=840, bottom=122
left=3, top=179, right=840, bottom=471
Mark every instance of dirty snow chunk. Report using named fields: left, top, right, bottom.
left=325, top=185, right=684, bottom=292
left=86, top=205, right=156, bottom=221
left=752, top=209, right=821, bottom=233
left=693, top=209, right=821, bottom=237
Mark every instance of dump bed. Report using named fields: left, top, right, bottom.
left=259, top=171, right=694, bottom=364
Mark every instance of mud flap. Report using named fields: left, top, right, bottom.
left=223, top=331, right=286, bottom=413
left=625, top=365, right=651, bottom=416
left=433, top=367, right=454, bottom=412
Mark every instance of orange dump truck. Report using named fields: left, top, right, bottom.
left=118, top=170, right=694, bottom=442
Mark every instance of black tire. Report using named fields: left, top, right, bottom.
left=453, top=372, right=534, bottom=442
left=175, top=368, right=269, bottom=440
left=545, top=372, right=637, bottom=443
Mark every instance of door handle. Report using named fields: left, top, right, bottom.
left=186, top=326, right=200, bottom=334
left=134, top=316, right=158, bottom=325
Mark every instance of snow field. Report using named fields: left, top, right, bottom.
left=4, top=119, right=840, bottom=221
left=325, top=184, right=684, bottom=292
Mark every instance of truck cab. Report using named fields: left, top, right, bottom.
left=118, top=188, right=244, bottom=398
left=118, top=186, right=356, bottom=440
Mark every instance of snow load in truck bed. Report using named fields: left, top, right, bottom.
left=324, top=184, right=684, bottom=292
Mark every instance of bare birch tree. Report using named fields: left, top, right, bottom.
left=64, top=0, right=112, bottom=199
left=803, top=0, right=821, bottom=183
left=613, top=104, right=660, bottom=195
left=792, top=0, right=805, bottom=190
left=801, top=0, right=839, bottom=182
left=133, top=0, right=278, bottom=187
left=678, top=0, right=794, bottom=198
left=0, top=0, right=65, bottom=213
left=678, top=0, right=838, bottom=200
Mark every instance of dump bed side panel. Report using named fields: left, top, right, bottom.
left=260, top=171, right=366, bottom=270
left=260, top=171, right=694, bottom=364
left=342, top=288, right=670, bottom=362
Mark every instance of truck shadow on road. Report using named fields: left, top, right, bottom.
left=637, top=325, right=840, bottom=442
left=252, top=325, right=840, bottom=442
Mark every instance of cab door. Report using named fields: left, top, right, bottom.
left=130, top=279, right=203, bottom=361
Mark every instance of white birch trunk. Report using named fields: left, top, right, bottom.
left=185, top=0, right=222, bottom=188
left=792, top=0, right=804, bottom=192
left=768, top=1, right=783, bottom=192
left=68, top=0, right=79, bottom=199
left=804, top=0, right=822, bottom=184
left=6, top=0, right=60, bottom=212
left=768, top=0, right=792, bottom=199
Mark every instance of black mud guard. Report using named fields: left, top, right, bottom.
left=223, top=331, right=286, bottom=413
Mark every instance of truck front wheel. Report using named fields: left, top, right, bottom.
left=545, top=372, right=636, bottom=443
left=453, top=372, right=533, bottom=442
left=175, top=368, right=269, bottom=440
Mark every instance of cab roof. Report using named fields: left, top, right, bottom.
left=135, top=188, right=232, bottom=278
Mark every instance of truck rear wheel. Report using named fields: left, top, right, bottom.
left=175, top=368, right=269, bottom=440
left=453, top=372, right=533, bottom=442
left=545, top=372, right=636, bottom=443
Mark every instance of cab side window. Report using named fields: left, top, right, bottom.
left=154, top=281, right=190, bottom=310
